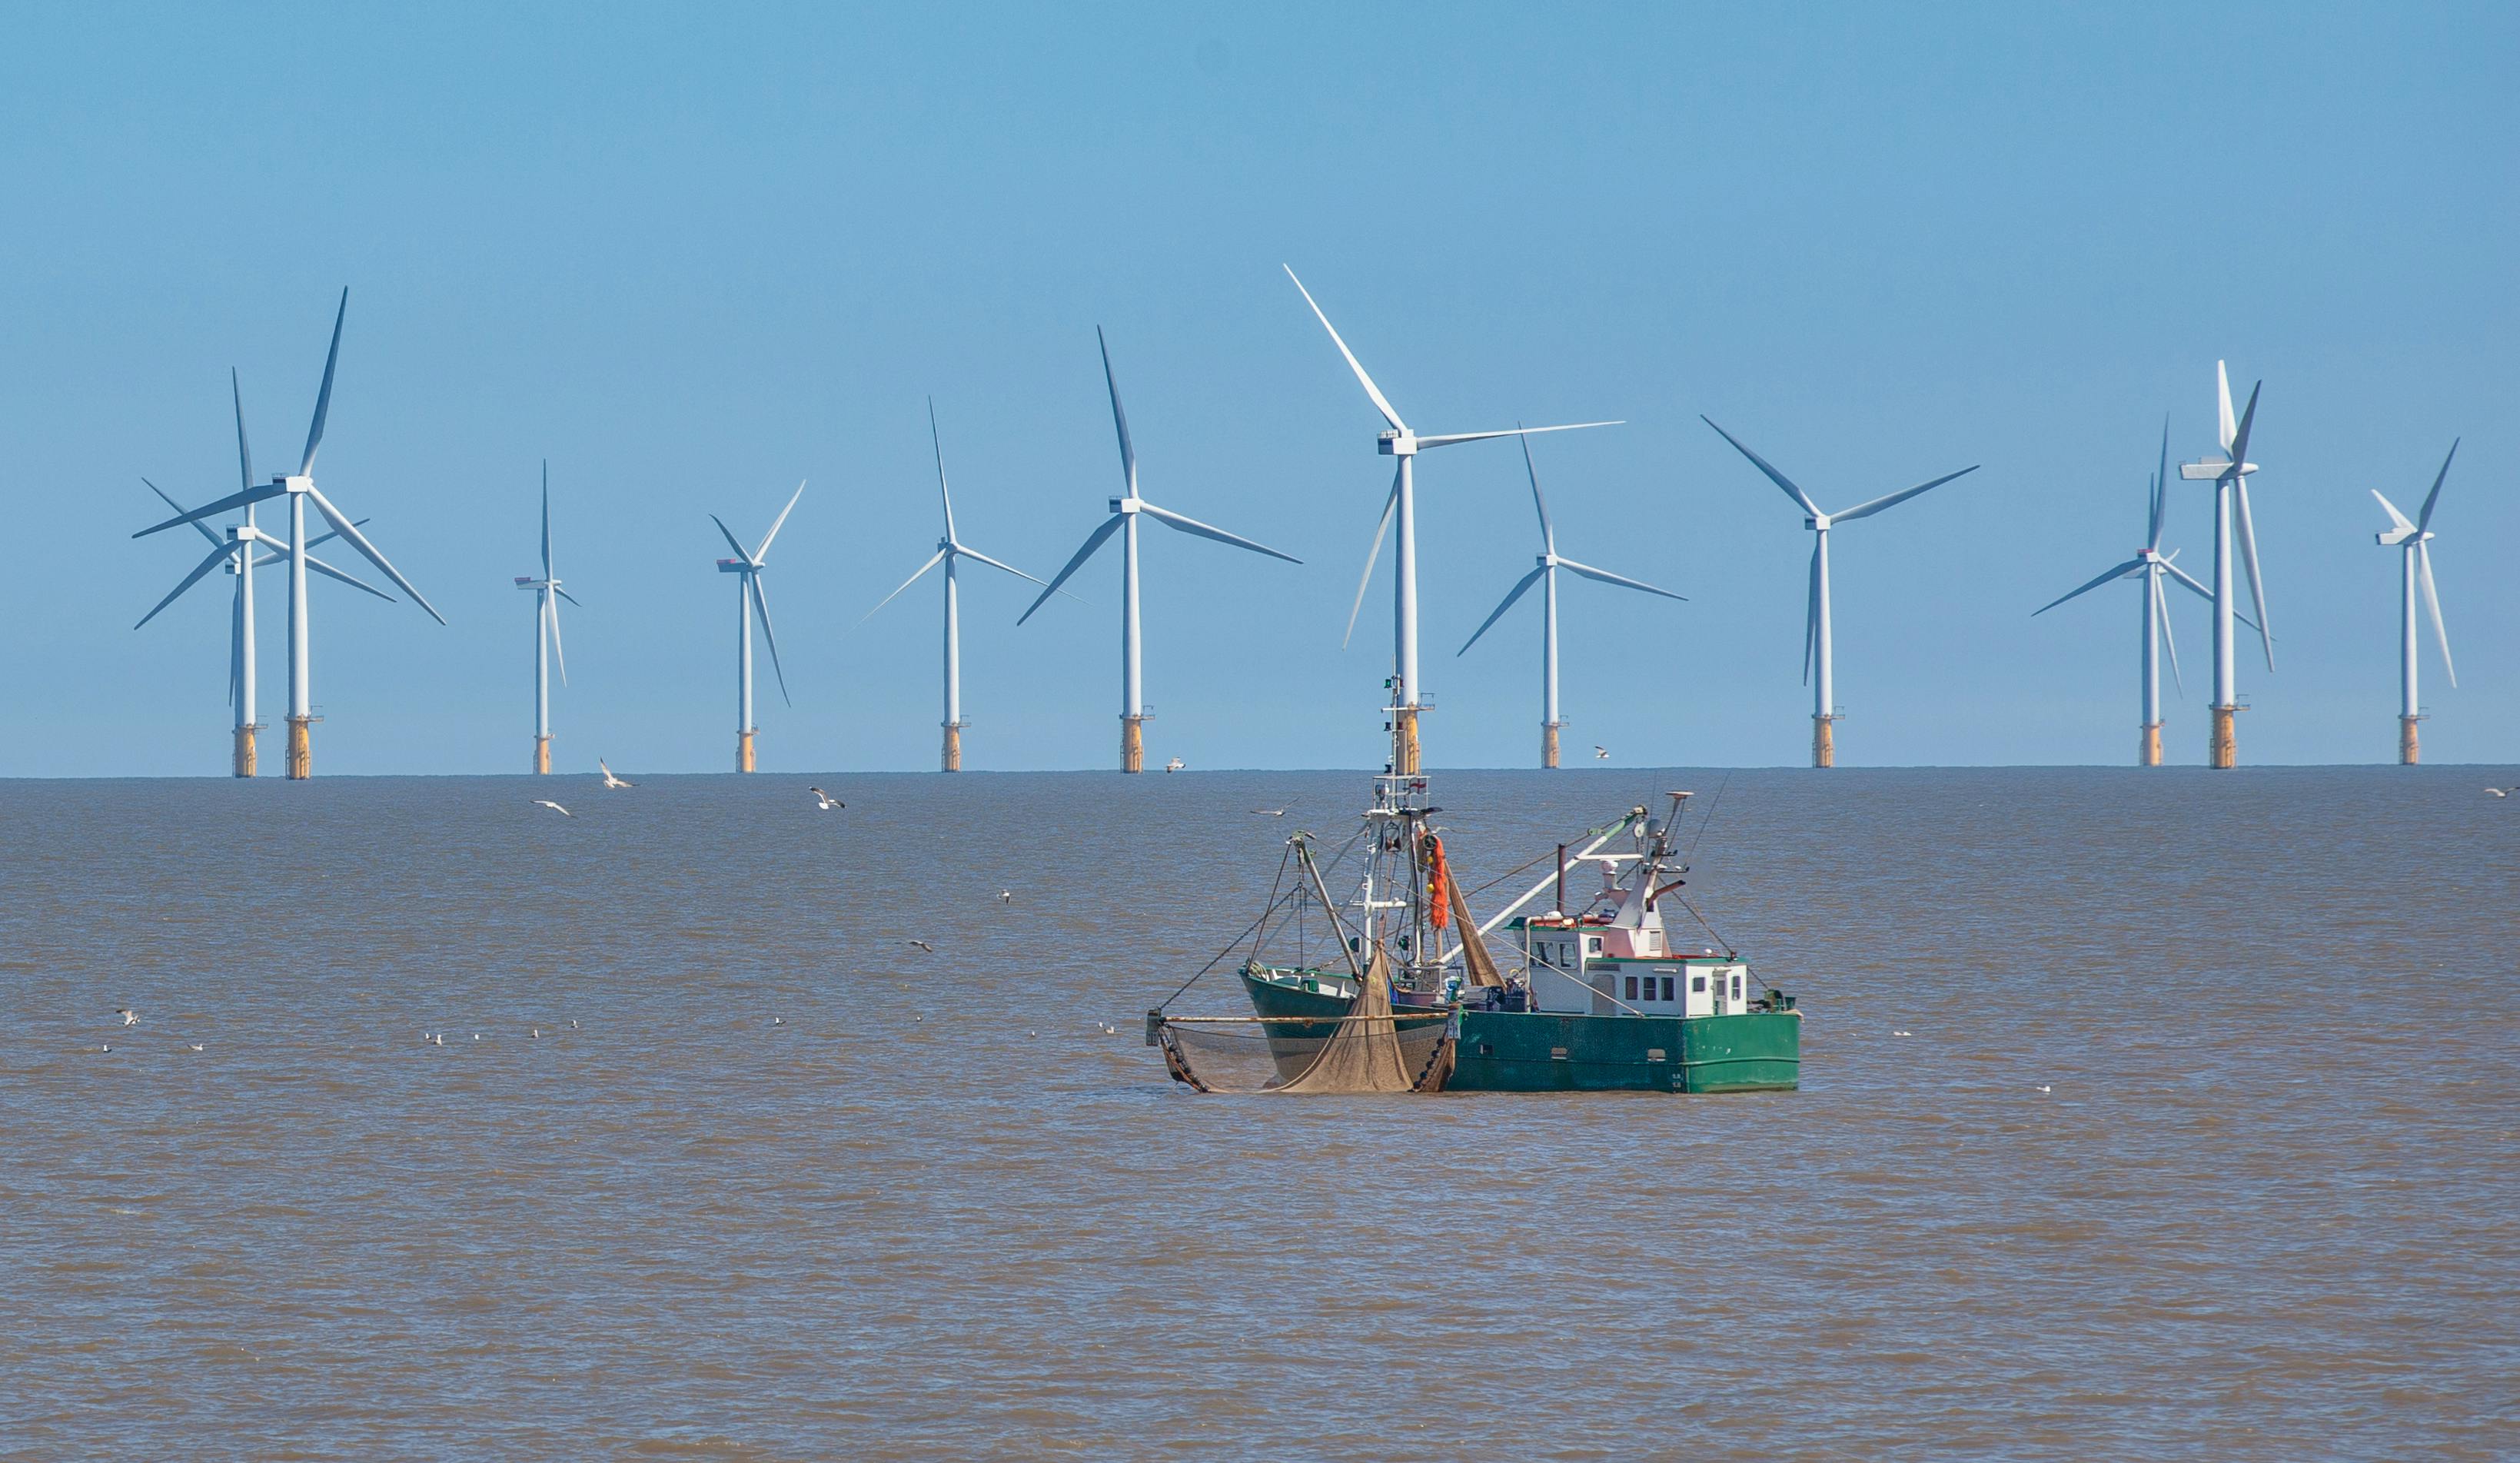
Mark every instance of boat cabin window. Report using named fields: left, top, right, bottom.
left=1660, top=976, right=1676, bottom=1002
left=1586, top=936, right=1603, bottom=956
left=1732, top=973, right=1744, bottom=1002
left=1691, top=975, right=1707, bottom=993
left=1624, top=975, right=1639, bottom=1002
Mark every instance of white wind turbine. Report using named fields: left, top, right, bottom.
left=2175, top=362, right=2269, bottom=769
left=135, top=370, right=390, bottom=776
left=2372, top=441, right=2458, bottom=765
left=1701, top=417, right=1978, bottom=767
left=1458, top=433, right=1684, bottom=768
left=1284, top=265, right=1618, bottom=774
left=2033, top=421, right=2229, bottom=766
left=858, top=402, right=1047, bottom=771
left=710, top=481, right=803, bottom=773
left=516, top=462, right=583, bottom=774
left=135, top=290, right=444, bottom=778
left=1018, top=328, right=1301, bottom=773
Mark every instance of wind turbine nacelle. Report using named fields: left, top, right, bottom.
left=1378, top=430, right=1418, bottom=457
left=2375, top=528, right=2425, bottom=547
left=2179, top=460, right=2256, bottom=480
left=716, top=558, right=748, bottom=574
left=276, top=474, right=314, bottom=494
left=1112, top=497, right=1143, bottom=514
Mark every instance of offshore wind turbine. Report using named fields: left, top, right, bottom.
left=2175, top=362, right=2270, bottom=769
left=1458, top=433, right=1684, bottom=768
left=1018, top=328, right=1301, bottom=773
left=515, top=462, right=583, bottom=773
left=859, top=402, right=1047, bottom=771
left=134, top=291, right=443, bottom=777
left=2033, top=421, right=2225, bottom=766
left=1284, top=265, right=1618, bottom=774
left=2372, top=442, right=2458, bottom=764
left=1701, top=417, right=1978, bottom=767
left=711, top=480, right=803, bottom=773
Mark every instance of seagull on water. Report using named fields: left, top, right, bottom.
left=770, top=1016, right=786, bottom=1027
left=100, top=1043, right=111, bottom=1052
left=1892, top=1029, right=1912, bottom=1037
left=116, top=1008, right=139, bottom=1026
left=186, top=1042, right=204, bottom=1053
left=599, top=760, right=635, bottom=790
left=2035, top=1083, right=2053, bottom=1094
left=532, top=799, right=571, bottom=817
left=907, top=939, right=935, bottom=953
left=432, top=1033, right=445, bottom=1046
left=1250, top=808, right=1287, bottom=817
left=530, top=1027, right=541, bottom=1039
left=568, top=1019, right=580, bottom=1029
left=810, top=786, right=844, bottom=810
left=996, top=889, right=1013, bottom=903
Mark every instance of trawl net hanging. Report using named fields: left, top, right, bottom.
left=1155, top=946, right=1454, bottom=1095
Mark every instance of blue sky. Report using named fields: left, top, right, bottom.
left=4, top=2, right=2513, bottom=774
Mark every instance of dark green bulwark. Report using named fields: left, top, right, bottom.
left=1449, top=1009, right=1801, bottom=1092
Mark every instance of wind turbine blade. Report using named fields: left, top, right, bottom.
left=540, top=461, right=553, bottom=579
left=301, top=550, right=395, bottom=603
left=929, top=398, right=958, bottom=544
left=1520, top=431, right=1554, bottom=551
left=2216, top=361, right=2236, bottom=452
left=855, top=550, right=947, bottom=629
left=304, top=485, right=444, bottom=623
left=134, top=482, right=285, bottom=538
left=1701, top=417, right=1821, bottom=517
left=754, top=479, right=806, bottom=560
left=1282, top=264, right=1405, bottom=433
left=1834, top=465, right=1980, bottom=524
left=555, top=587, right=583, bottom=608
left=1138, top=502, right=1301, bottom=563
left=232, top=367, right=254, bottom=494
left=2153, top=572, right=2184, bottom=697
left=708, top=514, right=751, bottom=562
left=2158, top=557, right=2256, bottom=633
left=2415, top=439, right=2457, bottom=534
left=1418, top=421, right=1624, bottom=450
left=2149, top=414, right=2169, bottom=553
left=2224, top=380, right=2262, bottom=484
left=299, top=288, right=347, bottom=476
left=135, top=542, right=239, bottom=629
left=1018, top=514, right=1123, bottom=626
left=298, top=515, right=367, bottom=554
left=954, top=544, right=1047, bottom=587
left=2232, top=477, right=2272, bottom=669
left=1802, top=540, right=1820, bottom=687
left=1096, top=326, right=1136, bottom=494
left=547, top=590, right=568, bottom=687
left=750, top=575, right=790, bottom=706
left=143, top=478, right=226, bottom=548
left=1457, top=566, right=1546, bottom=655
left=2032, top=559, right=2146, bottom=617
left=2371, top=490, right=2415, bottom=536
left=1555, top=557, right=1685, bottom=600
left=2417, top=540, right=2453, bottom=688
left=1342, top=467, right=1399, bottom=648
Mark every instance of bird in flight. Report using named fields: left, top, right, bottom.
left=907, top=939, right=936, bottom=953
left=770, top=1016, right=786, bottom=1027
left=810, top=787, right=844, bottom=810
left=186, top=1042, right=204, bottom=1053
left=1250, top=807, right=1287, bottom=817
left=1594, top=746, right=1610, bottom=760
left=532, top=799, right=571, bottom=817
left=996, top=889, right=1014, bottom=903
left=2489, top=787, right=2514, bottom=798
left=600, top=760, right=635, bottom=790
left=115, top=1008, right=139, bottom=1027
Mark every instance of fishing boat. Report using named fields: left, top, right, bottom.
left=1151, top=762, right=1801, bottom=1095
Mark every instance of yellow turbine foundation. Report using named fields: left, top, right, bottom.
left=233, top=725, right=259, bottom=779
left=1812, top=716, right=1836, bottom=769
left=2399, top=715, right=2420, bottom=766
left=942, top=723, right=962, bottom=773
left=534, top=736, right=552, bottom=775
left=736, top=729, right=756, bottom=773
left=285, top=716, right=313, bottom=780
left=1541, top=722, right=1561, bottom=770
left=1121, top=716, right=1145, bottom=773
left=2140, top=722, right=2163, bottom=767
left=1394, top=708, right=1421, bottom=775
left=2208, top=706, right=2237, bottom=769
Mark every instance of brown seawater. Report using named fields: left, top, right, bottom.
left=2, top=766, right=2515, bottom=1460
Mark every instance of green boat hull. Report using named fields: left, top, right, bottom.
left=1451, top=1009, right=1800, bottom=1093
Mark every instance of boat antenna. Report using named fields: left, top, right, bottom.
left=1684, top=772, right=1734, bottom=863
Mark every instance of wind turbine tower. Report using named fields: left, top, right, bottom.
left=710, top=481, right=803, bottom=773
left=1021, top=329, right=1301, bottom=772
left=2372, top=442, right=2458, bottom=764
left=2175, top=362, right=2270, bottom=769
left=1284, top=266, right=1617, bottom=774
left=2033, top=421, right=2224, bottom=765
left=1459, top=434, right=1684, bottom=768
left=859, top=403, right=1047, bottom=771
left=1702, top=417, right=1978, bottom=767
left=135, top=290, right=444, bottom=778
left=515, top=463, right=582, bottom=773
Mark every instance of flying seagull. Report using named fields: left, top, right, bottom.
left=810, top=786, right=844, bottom=810
left=600, top=760, right=634, bottom=789
left=2488, top=786, right=2513, bottom=798
left=996, top=889, right=1013, bottom=903
left=116, top=1008, right=139, bottom=1026
left=186, top=1042, right=204, bottom=1053
left=532, top=799, right=571, bottom=817
left=907, top=939, right=935, bottom=953
left=1594, top=746, right=1609, bottom=760
left=1250, top=807, right=1287, bottom=817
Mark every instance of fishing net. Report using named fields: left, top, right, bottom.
left=1155, top=948, right=1454, bottom=1095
